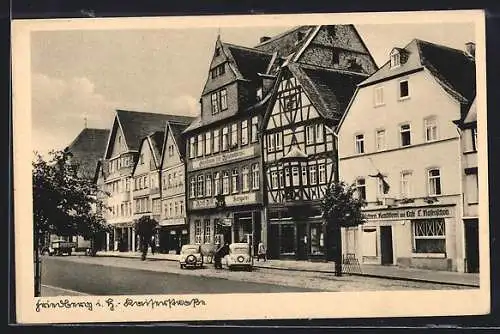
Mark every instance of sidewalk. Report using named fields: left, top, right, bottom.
left=95, top=251, right=479, bottom=288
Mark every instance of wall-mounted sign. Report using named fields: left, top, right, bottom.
left=225, top=192, right=258, bottom=206
left=189, top=146, right=256, bottom=171
left=159, top=218, right=186, bottom=226
left=191, top=198, right=217, bottom=210
left=364, top=206, right=454, bottom=221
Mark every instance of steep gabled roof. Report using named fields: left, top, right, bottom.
left=115, top=109, right=194, bottom=152
left=224, top=43, right=273, bottom=82
left=360, top=39, right=476, bottom=105
left=288, top=63, right=369, bottom=124
left=149, top=131, right=165, bottom=166
left=254, top=26, right=316, bottom=59
left=65, top=128, right=110, bottom=180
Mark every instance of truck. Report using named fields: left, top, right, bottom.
left=41, top=235, right=93, bottom=256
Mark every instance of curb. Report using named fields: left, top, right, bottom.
left=96, top=254, right=479, bottom=288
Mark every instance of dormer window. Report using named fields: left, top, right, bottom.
left=390, top=49, right=401, bottom=68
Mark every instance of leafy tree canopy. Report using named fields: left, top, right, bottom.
left=321, top=180, right=367, bottom=228
left=32, top=149, right=110, bottom=240
left=134, top=215, right=158, bottom=239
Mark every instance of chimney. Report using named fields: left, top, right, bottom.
left=260, top=36, right=271, bottom=43
left=465, top=42, right=475, bottom=58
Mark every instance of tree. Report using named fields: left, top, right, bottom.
left=321, top=180, right=367, bottom=276
left=32, top=149, right=110, bottom=254
left=134, top=215, right=158, bottom=260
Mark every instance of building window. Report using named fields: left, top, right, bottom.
left=205, top=132, right=212, bottom=155
left=205, top=175, right=212, bottom=197
left=222, top=127, right=229, bottom=151
left=231, top=123, right=238, bottom=148
left=356, top=178, right=366, bottom=200
left=309, top=165, right=317, bottom=185
left=425, top=117, right=438, bottom=142
left=466, top=173, right=479, bottom=204
left=251, top=116, right=259, bottom=143
left=211, top=64, right=225, bottom=78
left=301, top=167, right=308, bottom=186
left=278, top=170, right=284, bottom=188
left=190, top=177, right=196, bottom=199
left=241, top=120, right=248, bottom=146
left=355, top=134, right=365, bottom=154
left=197, top=134, right=204, bottom=157
left=174, top=201, right=179, bottom=216
left=204, top=220, right=211, bottom=244
left=267, top=134, right=275, bottom=153
left=222, top=171, right=229, bottom=195
left=374, top=86, right=384, bottom=106
left=210, top=89, right=227, bottom=114
left=306, top=125, right=314, bottom=145
left=197, top=175, right=204, bottom=198
left=271, top=171, right=278, bottom=190
left=284, top=168, right=290, bottom=187
left=214, top=172, right=220, bottom=195
left=195, top=220, right=203, bottom=244
left=400, top=124, right=411, bottom=147
left=390, top=50, right=401, bottom=68
left=268, top=132, right=282, bottom=152
left=428, top=168, right=442, bottom=196
left=213, top=129, right=220, bottom=153
left=472, top=127, right=478, bottom=151
left=376, top=129, right=386, bottom=151
left=232, top=169, right=239, bottom=193
left=292, top=167, right=300, bottom=186
left=242, top=167, right=249, bottom=192
left=180, top=201, right=184, bottom=215
left=211, top=92, right=219, bottom=115
left=399, top=80, right=409, bottom=99
left=252, top=163, right=260, bottom=190
left=189, top=137, right=195, bottom=159
left=318, top=164, right=326, bottom=184
left=315, top=124, right=324, bottom=143
left=401, top=171, right=412, bottom=198
left=413, top=219, right=446, bottom=254
left=220, top=89, right=227, bottom=110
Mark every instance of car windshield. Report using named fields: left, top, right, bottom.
left=231, top=247, right=249, bottom=254
left=181, top=246, right=199, bottom=254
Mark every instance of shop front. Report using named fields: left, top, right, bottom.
left=347, top=204, right=460, bottom=271
left=109, top=222, right=135, bottom=252
left=157, top=218, right=189, bottom=254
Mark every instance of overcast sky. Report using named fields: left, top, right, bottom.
left=30, top=22, right=475, bottom=156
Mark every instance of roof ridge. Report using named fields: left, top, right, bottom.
left=298, top=62, right=370, bottom=77
left=223, top=42, right=273, bottom=55
left=415, top=38, right=471, bottom=56
left=254, top=26, right=311, bottom=48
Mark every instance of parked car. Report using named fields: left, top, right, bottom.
left=226, top=243, right=252, bottom=271
left=179, top=244, right=204, bottom=269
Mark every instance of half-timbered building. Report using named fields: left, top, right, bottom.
left=260, top=25, right=378, bottom=260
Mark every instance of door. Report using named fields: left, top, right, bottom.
left=380, top=226, right=394, bottom=265
left=297, top=224, right=307, bottom=260
left=465, top=220, right=479, bottom=273
left=268, top=224, right=280, bottom=259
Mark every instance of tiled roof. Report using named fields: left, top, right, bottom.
left=289, top=63, right=369, bottom=124
left=254, top=26, right=316, bottom=59
left=360, top=39, right=476, bottom=105
left=224, top=43, right=273, bottom=82
left=116, top=109, right=194, bottom=152
left=65, top=128, right=110, bottom=180
left=148, top=131, right=165, bottom=166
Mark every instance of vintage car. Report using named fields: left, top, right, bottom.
left=179, top=244, right=204, bottom=269
left=226, top=243, right=252, bottom=271
left=42, top=240, right=76, bottom=256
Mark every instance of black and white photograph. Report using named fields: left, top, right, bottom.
left=12, top=10, right=489, bottom=323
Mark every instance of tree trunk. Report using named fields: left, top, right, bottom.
left=141, top=237, right=148, bottom=261
left=332, top=225, right=342, bottom=277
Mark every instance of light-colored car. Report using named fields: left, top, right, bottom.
left=226, top=243, right=252, bottom=271
left=179, top=244, right=203, bottom=269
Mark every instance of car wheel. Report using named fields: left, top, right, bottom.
left=180, top=263, right=184, bottom=269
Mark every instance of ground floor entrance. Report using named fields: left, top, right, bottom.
left=157, top=225, right=189, bottom=254
left=464, top=218, right=479, bottom=273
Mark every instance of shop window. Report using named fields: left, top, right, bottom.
left=412, top=219, right=446, bottom=254
left=280, top=224, right=296, bottom=255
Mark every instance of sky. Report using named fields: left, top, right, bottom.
left=30, top=21, right=475, bottom=156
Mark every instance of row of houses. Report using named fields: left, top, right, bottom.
left=66, top=24, right=478, bottom=273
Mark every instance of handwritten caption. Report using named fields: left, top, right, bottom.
left=35, top=297, right=207, bottom=312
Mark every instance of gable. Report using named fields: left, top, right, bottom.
left=105, top=117, right=128, bottom=159
left=201, top=39, right=239, bottom=96
left=133, top=138, right=156, bottom=176
left=161, top=126, right=182, bottom=170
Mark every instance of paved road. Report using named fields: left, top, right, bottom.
left=41, top=256, right=319, bottom=295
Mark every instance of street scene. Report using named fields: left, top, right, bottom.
left=29, top=18, right=481, bottom=298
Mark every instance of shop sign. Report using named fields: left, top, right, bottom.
left=364, top=207, right=454, bottom=221
left=191, top=198, right=217, bottom=210
left=190, top=146, right=256, bottom=170
left=225, top=192, right=258, bottom=206
left=159, top=218, right=186, bottom=226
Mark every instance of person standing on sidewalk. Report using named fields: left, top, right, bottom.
left=257, top=241, right=267, bottom=262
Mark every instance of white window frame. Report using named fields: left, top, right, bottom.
left=214, top=172, right=220, bottom=195
left=400, top=123, right=411, bottom=147
left=189, top=137, right=195, bottom=159
left=315, top=124, right=324, bottom=143
left=231, top=123, right=238, bottom=148
left=222, top=171, right=230, bottom=195
left=412, top=219, right=446, bottom=255
left=222, top=127, right=229, bottom=151
left=356, top=178, right=366, bottom=200
left=400, top=171, right=412, bottom=199
left=213, top=129, right=220, bottom=153
left=292, top=166, right=300, bottom=186
left=241, top=120, right=248, bottom=146
left=197, top=175, right=204, bottom=198
left=205, top=174, right=212, bottom=197
left=242, top=167, right=250, bottom=192
left=309, top=165, right=318, bottom=185
left=428, top=168, right=442, bottom=196
left=220, top=89, right=228, bottom=111
left=231, top=169, right=239, bottom=194
left=374, top=86, right=384, bottom=106
left=251, top=116, right=259, bottom=143
left=424, top=117, right=438, bottom=142
left=252, top=163, right=260, bottom=190
left=306, top=125, right=315, bottom=145
left=399, top=79, right=410, bottom=100
left=190, top=177, right=196, bottom=199
left=195, top=220, right=203, bottom=244
left=211, top=92, right=219, bottom=115
left=390, top=50, right=401, bottom=68
left=205, top=132, right=212, bottom=155
left=318, top=164, right=326, bottom=184
left=355, top=134, right=365, bottom=154
left=271, top=171, right=278, bottom=190
left=204, top=220, right=212, bottom=244
left=376, top=129, right=386, bottom=151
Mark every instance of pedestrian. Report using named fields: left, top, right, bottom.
left=257, top=241, right=267, bottom=262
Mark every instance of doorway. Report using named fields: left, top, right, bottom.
left=297, top=224, right=307, bottom=260
left=380, top=226, right=394, bottom=265
left=464, top=220, right=479, bottom=273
